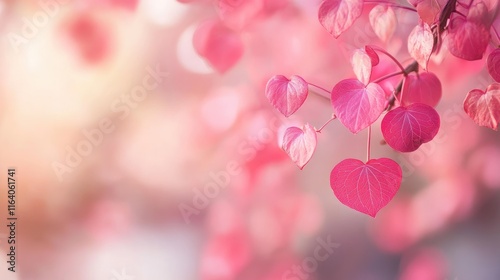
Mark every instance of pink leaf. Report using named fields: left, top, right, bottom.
left=415, top=0, right=441, bottom=24
left=407, top=22, right=434, bottom=70
left=331, top=79, right=386, bottom=134
left=381, top=103, right=440, bottom=152
left=463, top=83, right=500, bottom=130
left=365, top=45, right=380, bottom=66
left=193, top=20, right=244, bottom=73
left=402, top=72, right=442, bottom=107
left=487, top=49, right=500, bottom=82
left=218, top=0, right=264, bottom=30
left=369, top=5, right=397, bottom=42
left=318, top=0, right=363, bottom=38
left=447, top=3, right=490, bottom=61
left=330, top=158, right=402, bottom=217
left=282, top=123, right=317, bottom=169
left=265, top=75, right=309, bottom=117
left=351, top=49, right=373, bottom=85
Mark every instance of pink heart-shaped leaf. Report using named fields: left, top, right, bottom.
left=414, top=0, right=440, bottom=24
left=318, top=0, right=363, bottom=38
left=369, top=5, right=397, bottom=42
left=407, top=22, right=434, bottom=70
left=282, top=123, right=317, bottom=169
left=381, top=103, right=440, bottom=152
left=330, top=158, right=402, bottom=217
left=463, top=83, right=500, bottom=130
left=447, top=3, right=490, bottom=61
left=402, top=72, right=442, bottom=107
left=331, top=79, right=386, bottom=134
left=487, top=48, right=500, bottom=82
left=193, top=20, right=244, bottom=73
left=265, top=75, right=308, bottom=117
left=351, top=49, right=373, bottom=85
left=365, top=45, right=379, bottom=66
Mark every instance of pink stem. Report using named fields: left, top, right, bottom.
left=308, top=82, right=331, bottom=100
left=316, top=115, right=337, bottom=133
left=363, top=1, right=417, bottom=12
left=368, top=45, right=406, bottom=73
left=366, top=125, right=372, bottom=162
left=372, top=70, right=404, bottom=84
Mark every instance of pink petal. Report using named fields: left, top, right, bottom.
left=369, top=5, right=397, bottom=42
left=463, top=83, right=500, bottom=130
left=487, top=48, right=500, bottom=82
left=282, top=123, right=317, bottom=169
left=330, top=158, right=402, bottom=217
left=265, top=75, right=309, bottom=117
left=318, top=0, right=363, bottom=38
left=193, top=20, right=244, bottom=73
left=401, top=72, right=442, bottom=107
left=351, top=49, right=372, bottom=85
left=381, top=103, right=440, bottom=152
left=447, top=3, right=490, bottom=61
left=407, top=22, right=434, bottom=70
left=331, top=79, right=386, bottom=134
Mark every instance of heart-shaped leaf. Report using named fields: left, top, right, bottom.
left=447, top=3, right=490, bottom=61
left=412, top=0, right=440, bottom=24
left=193, top=19, right=244, bottom=73
left=282, top=123, right=317, bottom=169
left=330, top=158, right=402, bottom=217
left=408, top=22, right=434, bottom=70
left=381, top=103, right=440, bottom=152
left=487, top=48, right=500, bottom=82
left=351, top=49, right=373, bottom=85
left=318, top=0, right=363, bottom=38
left=365, top=45, right=379, bottom=66
left=463, top=83, right=500, bottom=130
left=331, top=79, right=386, bottom=134
left=369, top=5, right=397, bottom=42
left=265, top=75, right=309, bottom=117
left=402, top=72, right=442, bottom=107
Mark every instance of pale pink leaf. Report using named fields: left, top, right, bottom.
left=369, top=5, right=397, bottom=42
left=330, top=158, right=402, bottom=217
left=265, top=75, right=308, bottom=117
left=351, top=49, right=372, bottom=85
left=487, top=49, right=500, bottom=82
left=408, top=22, right=434, bottom=70
left=463, top=83, right=500, bottom=130
left=331, top=79, right=386, bottom=134
left=402, top=72, right=442, bottom=107
left=381, top=103, right=440, bottom=152
left=193, top=20, right=244, bottom=73
left=447, top=3, right=490, bottom=61
left=282, top=123, right=317, bottom=169
left=318, top=0, right=363, bottom=38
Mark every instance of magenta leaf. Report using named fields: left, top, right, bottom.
left=447, top=3, right=490, bottom=61
left=402, top=72, right=442, bottom=107
left=381, top=103, right=440, bottom=152
left=351, top=49, right=373, bottom=85
left=407, top=22, right=434, bottom=70
left=369, top=5, right=397, bottom=42
left=463, top=83, right=500, bottom=130
left=331, top=79, right=386, bottom=134
left=265, top=75, right=309, bottom=117
left=318, top=0, right=363, bottom=38
left=365, top=45, right=379, bottom=66
left=193, top=20, right=244, bottom=73
left=330, top=158, right=402, bottom=217
left=487, top=49, right=500, bottom=82
left=282, top=123, right=318, bottom=169
left=413, top=0, right=441, bottom=24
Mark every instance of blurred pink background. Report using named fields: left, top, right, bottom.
left=0, top=0, right=500, bottom=280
